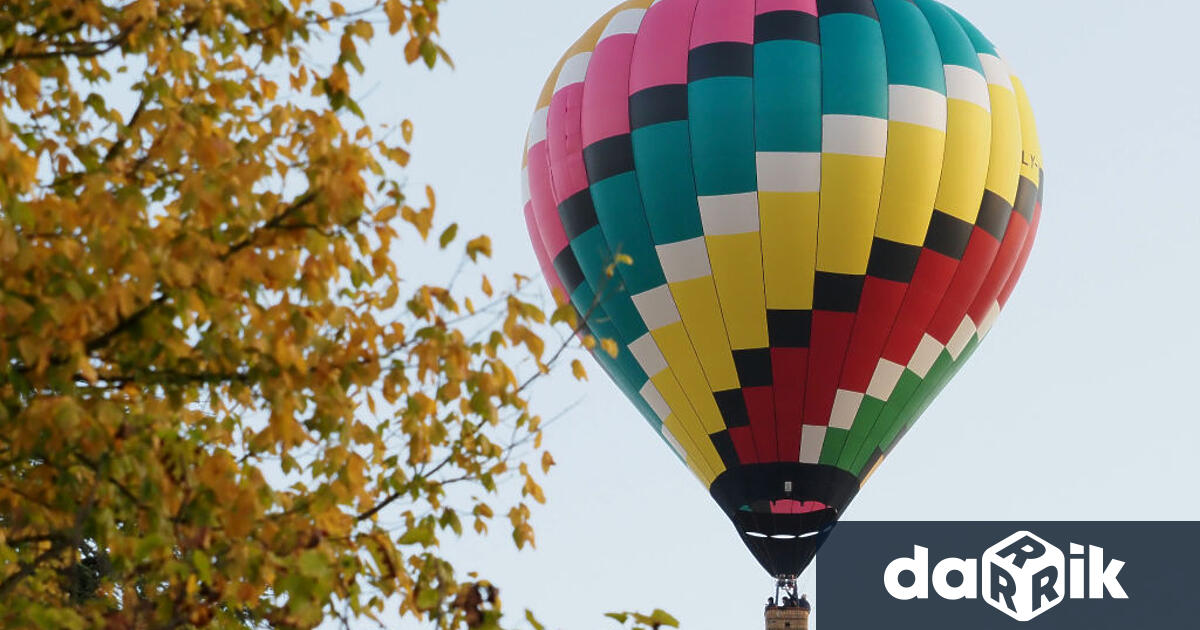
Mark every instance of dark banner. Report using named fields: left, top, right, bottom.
left=817, top=522, right=1199, bottom=628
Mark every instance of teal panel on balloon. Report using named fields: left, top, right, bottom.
left=818, top=14, right=887, bottom=118
left=754, top=40, right=822, bottom=152
left=589, top=172, right=667, bottom=295
left=631, top=121, right=705, bottom=245
left=914, top=0, right=985, bottom=72
left=945, top=7, right=998, bottom=56
left=688, top=76, right=758, bottom=196
left=875, top=0, right=947, bottom=93
left=571, top=227, right=650, bottom=341
left=568, top=282, right=649, bottom=404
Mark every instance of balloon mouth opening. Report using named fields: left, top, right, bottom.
left=731, top=495, right=840, bottom=542
left=743, top=498, right=831, bottom=515
left=745, top=530, right=824, bottom=540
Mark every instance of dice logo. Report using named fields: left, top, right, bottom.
left=982, top=531, right=1065, bottom=621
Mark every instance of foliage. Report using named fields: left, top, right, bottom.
left=0, top=1, right=603, bottom=628
left=603, top=610, right=680, bottom=630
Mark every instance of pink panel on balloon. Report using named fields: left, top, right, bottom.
left=691, top=0, right=753, bottom=47
left=524, top=203, right=566, bottom=298
left=629, top=0, right=698, bottom=93
left=547, top=84, right=591, bottom=202
left=582, top=33, right=637, bottom=146
left=526, top=142, right=570, bottom=257
left=755, top=0, right=817, bottom=15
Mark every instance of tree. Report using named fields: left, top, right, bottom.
left=0, top=2, right=641, bottom=628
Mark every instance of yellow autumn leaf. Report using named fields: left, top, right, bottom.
left=405, top=37, right=421, bottom=64
left=384, top=0, right=407, bottom=34
left=601, top=338, right=619, bottom=359
left=328, top=65, right=350, bottom=94
left=571, top=359, right=587, bottom=381
left=13, top=65, right=41, bottom=110
left=384, top=145, right=411, bottom=166
left=466, top=235, right=492, bottom=261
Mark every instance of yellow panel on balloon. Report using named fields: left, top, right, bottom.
left=1013, top=78, right=1043, bottom=186
left=651, top=322, right=730, bottom=434
left=984, top=85, right=1022, bottom=205
left=655, top=374, right=726, bottom=477
left=875, top=123, right=946, bottom=247
left=816, top=154, right=886, bottom=275
left=760, top=191, right=819, bottom=311
left=706, top=233, right=770, bottom=351
left=668, top=278, right=740, bottom=392
left=935, top=100, right=991, bottom=224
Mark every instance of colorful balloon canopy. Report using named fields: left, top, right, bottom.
left=521, top=0, right=1042, bottom=578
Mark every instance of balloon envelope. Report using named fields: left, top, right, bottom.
left=521, top=0, right=1043, bottom=578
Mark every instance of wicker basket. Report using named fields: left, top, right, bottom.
left=765, top=606, right=810, bottom=630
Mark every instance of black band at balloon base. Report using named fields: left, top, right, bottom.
left=709, top=463, right=861, bottom=578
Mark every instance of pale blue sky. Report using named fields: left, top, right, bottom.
left=357, top=1, right=1200, bottom=628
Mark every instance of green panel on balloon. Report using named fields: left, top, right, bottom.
left=837, top=396, right=890, bottom=471
left=820, top=428, right=851, bottom=470
left=883, top=340, right=984, bottom=456
left=850, top=373, right=926, bottom=473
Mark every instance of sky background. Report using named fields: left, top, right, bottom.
left=345, top=1, right=1200, bottom=628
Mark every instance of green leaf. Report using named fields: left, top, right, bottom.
left=298, top=550, right=329, bottom=579
left=439, top=223, right=458, bottom=249
left=440, top=509, right=463, bottom=536
left=133, top=534, right=167, bottom=562
left=605, top=613, right=629, bottom=624
left=416, top=586, right=440, bottom=610
left=650, top=610, right=679, bottom=628
left=191, top=550, right=212, bottom=582
left=397, top=520, right=435, bottom=546
left=9, top=202, right=33, bottom=227
left=420, top=39, right=437, bottom=68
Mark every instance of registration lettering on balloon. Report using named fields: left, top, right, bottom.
left=521, top=0, right=1043, bottom=581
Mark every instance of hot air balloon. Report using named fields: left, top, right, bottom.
left=520, top=0, right=1043, bottom=582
